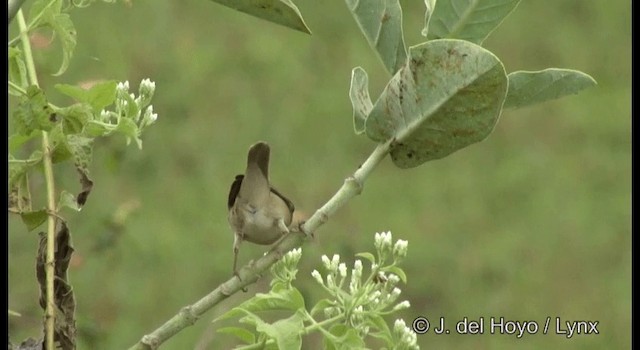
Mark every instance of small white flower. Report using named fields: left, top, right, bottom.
left=311, top=270, right=323, bottom=285
left=321, top=255, right=331, bottom=269
left=382, top=232, right=392, bottom=247
left=369, top=290, right=381, bottom=302
left=140, top=78, right=155, bottom=91
left=286, top=248, right=302, bottom=263
left=331, top=254, right=340, bottom=270
left=394, top=319, right=407, bottom=333
left=388, top=273, right=400, bottom=285
left=393, top=239, right=408, bottom=258
left=392, top=300, right=411, bottom=311
left=354, top=260, right=363, bottom=273
left=116, top=81, right=129, bottom=92
left=386, top=287, right=401, bottom=304
left=374, top=232, right=383, bottom=247
left=338, top=263, right=347, bottom=278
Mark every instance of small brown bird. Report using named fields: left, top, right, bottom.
left=227, top=141, right=295, bottom=275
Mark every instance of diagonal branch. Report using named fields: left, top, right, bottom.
left=128, top=139, right=392, bottom=349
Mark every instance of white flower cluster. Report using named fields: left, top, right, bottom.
left=311, top=231, right=412, bottom=340
left=270, top=248, right=303, bottom=285
left=394, top=319, right=419, bottom=349
left=99, top=79, right=158, bottom=140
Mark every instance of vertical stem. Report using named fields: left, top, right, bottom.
left=16, top=10, right=57, bottom=350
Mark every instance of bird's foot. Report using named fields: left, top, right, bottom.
left=295, top=220, right=313, bottom=239
left=233, top=270, right=248, bottom=293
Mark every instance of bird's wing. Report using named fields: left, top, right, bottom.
left=270, top=186, right=295, bottom=214
left=227, top=174, right=244, bottom=209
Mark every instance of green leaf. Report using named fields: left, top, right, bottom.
left=365, top=39, right=508, bottom=168
left=355, top=252, right=376, bottom=265
left=9, top=151, right=43, bottom=213
left=116, top=118, right=141, bottom=148
left=381, top=266, right=407, bottom=284
left=310, top=298, right=334, bottom=317
left=365, top=314, right=393, bottom=346
left=28, top=0, right=62, bottom=28
left=349, top=67, right=373, bottom=134
left=55, top=81, right=117, bottom=113
left=504, top=69, right=597, bottom=109
left=216, top=326, right=255, bottom=344
left=8, top=47, right=28, bottom=96
left=50, top=13, right=77, bottom=76
left=324, top=324, right=366, bottom=350
left=121, top=90, right=140, bottom=121
left=21, top=209, right=48, bottom=231
left=230, top=309, right=302, bottom=349
left=49, top=125, right=73, bottom=164
left=209, top=0, right=311, bottom=34
left=215, top=286, right=305, bottom=322
left=427, top=0, right=522, bottom=44
left=55, top=103, right=92, bottom=134
left=62, top=135, right=95, bottom=207
left=13, top=85, right=57, bottom=135
left=9, top=161, right=30, bottom=212
left=66, top=134, right=93, bottom=172
left=9, top=132, right=39, bottom=152
left=345, top=0, right=407, bottom=74
left=58, top=191, right=81, bottom=212
left=85, top=120, right=117, bottom=137
left=255, top=311, right=305, bottom=350
left=27, top=0, right=76, bottom=76
left=55, top=84, right=88, bottom=103
left=86, top=81, right=117, bottom=111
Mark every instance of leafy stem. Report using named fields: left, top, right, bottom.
left=16, top=9, right=57, bottom=350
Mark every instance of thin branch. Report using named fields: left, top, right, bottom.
left=17, top=9, right=57, bottom=350
left=128, top=139, right=393, bottom=349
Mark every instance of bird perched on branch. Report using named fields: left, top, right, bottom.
left=227, top=141, right=295, bottom=276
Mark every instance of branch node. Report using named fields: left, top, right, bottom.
left=220, top=280, right=235, bottom=297
left=345, top=176, right=363, bottom=195
left=179, top=306, right=198, bottom=325
left=318, top=211, right=329, bottom=225
left=141, top=334, right=159, bottom=349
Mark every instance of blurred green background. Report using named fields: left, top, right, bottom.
left=8, top=0, right=630, bottom=349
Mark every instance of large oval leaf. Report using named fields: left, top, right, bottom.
left=349, top=67, right=373, bottom=134
left=365, top=39, right=508, bottom=168
left=504, top=69, right=597, bottom=109
left=427, top=0, right=521, bottom=44
left=210, top=0, right=311, bottom=34
left=345, top=0, right=407, bottom=74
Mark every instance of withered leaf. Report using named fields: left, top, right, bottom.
left=35, top=221, right=77, bottom=350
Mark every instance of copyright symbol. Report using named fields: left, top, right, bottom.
left=412, top=317, right=430, bottom=334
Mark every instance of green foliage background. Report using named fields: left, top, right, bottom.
left=8, top=0, right=630, bottom=349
